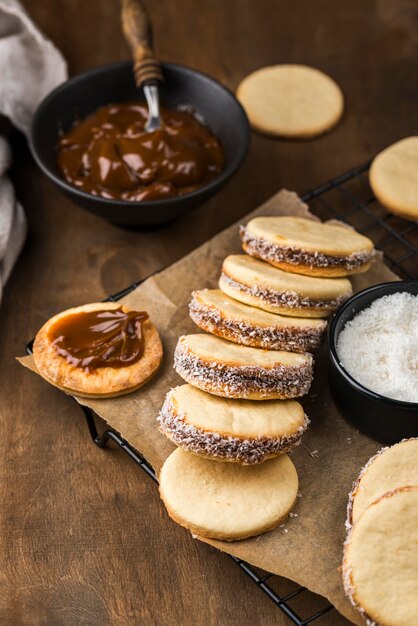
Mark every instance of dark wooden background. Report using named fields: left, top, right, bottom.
left=1, top=1, right=417, bottom=624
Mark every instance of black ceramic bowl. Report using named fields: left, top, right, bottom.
left=328, top=281, right=418, bottom=444
left=30, top=61, right=250, bottom=227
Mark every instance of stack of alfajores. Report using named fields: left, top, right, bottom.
left=158, top=216, right=375, bottom=542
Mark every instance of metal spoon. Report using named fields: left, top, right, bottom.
left=121, top=0, right=163, bottom=132
left=143, top=84, right=161, bottom=132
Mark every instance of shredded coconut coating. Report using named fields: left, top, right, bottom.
left=158, top=389, right=309, bottom=464
left=174, top=343, right=313, bottom=399
left=221, top=273, right=351, bottom=311
left=240, top=226, right=374, bottom=270
left=189, top=297, right=325, bottom=353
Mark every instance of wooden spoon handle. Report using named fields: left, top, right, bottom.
left=120, top=0, right=163, bottom=87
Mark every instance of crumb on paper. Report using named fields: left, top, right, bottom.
left=297, top=492, right=303, bottom=498
left=284, top=529, right=289, bottom=533
left=302, top=444, right=319, bottom=459
left=289, top=512, right=299, bottom=518
left=347, top=437, right=351, bottom=444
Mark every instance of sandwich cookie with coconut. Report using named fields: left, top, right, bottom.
left=174, top=333, right=313, bottom=400
left=219, top=254, right=352, bottom=318
left=189, top=288, right=327, bottom=353
left=343, top=486, right=418, bottom=626
left=240, top=216, right=375, bottom=277
left=346, top=438, right=418, bottom=529
left=158, top=384, right=309, bottom=464
left=342, top=439, right=418, bottom=625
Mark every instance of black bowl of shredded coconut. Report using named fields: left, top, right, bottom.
left=328, top=281, right=418, bottom=444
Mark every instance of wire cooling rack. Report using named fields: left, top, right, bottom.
left=26, top=162, right=417, bottom=626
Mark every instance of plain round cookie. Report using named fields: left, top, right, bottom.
left=369, top=136, right=418, bottom=221
left=237, top=64, right=344, bottom=138
left=159, top=447, right=299, bottom=540
left=343, top=486, right=418, bottom=626
left=158, top=384, right=309, bottom=464
left=33, top=302, right=163, bottom=397
left=348, top=438, right=418, bottom=527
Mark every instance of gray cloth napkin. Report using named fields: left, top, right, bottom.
left=0, top=0, right=67, bottom=301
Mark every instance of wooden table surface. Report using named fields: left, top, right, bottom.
left=1, top=1, right=416, bottom=624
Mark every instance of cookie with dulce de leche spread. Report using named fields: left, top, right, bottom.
left=33, top=302, right=162, bottom=397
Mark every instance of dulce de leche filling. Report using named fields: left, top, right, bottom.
left=57, top=102, right=224, bottom=202
left=48, top=307, right=149, bottom=371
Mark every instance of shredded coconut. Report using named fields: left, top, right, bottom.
left=337, top=292, right=418, bottom=403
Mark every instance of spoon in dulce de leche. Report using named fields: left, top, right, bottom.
left=56, top=0, right=224, bottom=203
left=120, top=0, right=163, bottom=132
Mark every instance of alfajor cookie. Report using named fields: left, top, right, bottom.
left=369, top=136, right=418, bottom=221
left=158, top=384, right=309, bottom=464
left=33, top=302, right=163, bottom=398
left=219, top=255, right=352, bottom=318
left=189, top=289, right=326, bottom=353
left=159, top=447, right=299, bottom=541
left=241, top=216, right=374, bottom=277
left=174, top=333, right=313, bottom=400
left=236, top=64, right=344, bottom=139
left=343, top=486, right=418, bottom=626
left=347, top=438, right=418, bottom=528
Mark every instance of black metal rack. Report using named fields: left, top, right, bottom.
left=26, top=162, right=417, bottom=625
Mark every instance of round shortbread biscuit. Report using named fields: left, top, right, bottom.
left=220, top=254, right=352, bottom=318
left=174, top=333, right=313, bottom=400
left=158, top=384, right=309, bottom=464
left=369, top=136, right=418, bottom=221
left=347, top=438, right=418, bottom=528
left=159, top=447, right=299, bottom=540
left=241, top=216, right=374, bottom=277
left=189, top=289, right=326, bottom=353
left=236, top=64, right=344, bottom=138
left=343, top=486, right=418, bottom=626
left=33, top=302, right=163, bottom=397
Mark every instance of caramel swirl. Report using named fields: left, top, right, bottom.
left=57, top=102, right=224, bottom=201
left=48, top=307, right=149, bottom=371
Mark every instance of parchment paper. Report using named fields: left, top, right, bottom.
left=19, top=190, right=398, bottom=625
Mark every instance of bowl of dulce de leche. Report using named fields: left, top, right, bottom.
left=30, top=61, right=250, bottom=227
